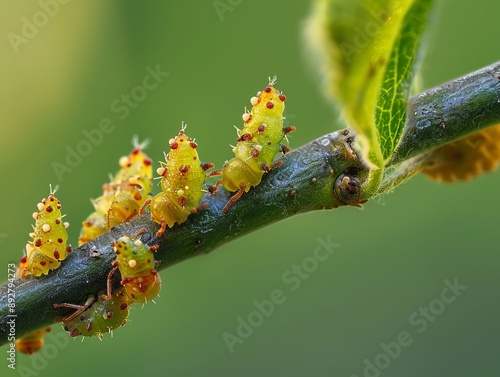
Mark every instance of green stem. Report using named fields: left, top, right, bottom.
left=0, top=130, right=367, bottom=346
left=389, top=61, right=500, bottom=165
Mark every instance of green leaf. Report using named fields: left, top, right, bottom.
left=375, top=0, right=434, bottom=161
left=306, top=0, right=434, bottom=168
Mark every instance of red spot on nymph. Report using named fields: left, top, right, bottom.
left=178, top=196, right=187, bottom=207
left=238, top=134, right=253, bottom=142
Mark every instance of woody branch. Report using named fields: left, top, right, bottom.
left=1, top=62, right=500, bottom=346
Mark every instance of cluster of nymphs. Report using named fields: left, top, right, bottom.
left=146, top=76, right=295, bottom=236
left=79, top=137, right=153, bottom=245
left=15, top=77, right=295, bottom=353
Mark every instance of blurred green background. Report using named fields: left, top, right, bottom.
left=1, top=1, right=499, bottom=376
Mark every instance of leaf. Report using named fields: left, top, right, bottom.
left=375, top=0, right=434, bottom=161
left=306, top=0, right=434, bottom=168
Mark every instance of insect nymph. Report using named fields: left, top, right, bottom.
left=56, top=290, right=131, bottom=339
left=211, top=78, right=295, bottom=212
left=422, top=124, right=500, bottom=182
left=102, top=236, right=161, bottom=304
left=79, top=138, right=153, bottom=245
left=147, top=126, right=214, bottom=237
left=22, top=186, right=71, bottom=277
